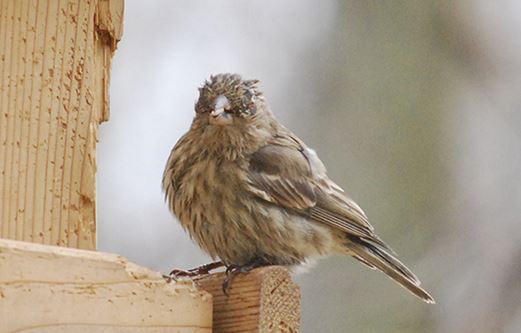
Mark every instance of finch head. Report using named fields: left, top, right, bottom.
left=194, top=73, right=264, bottom=127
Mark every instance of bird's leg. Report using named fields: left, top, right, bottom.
left=222, top=258, right=270, bottom=295
left=165, top=261, right=224, bottom=282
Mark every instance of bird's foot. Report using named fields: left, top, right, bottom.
left=164, top=261, right=224, bottom=282
left=222, top=258, right=269, bottom=295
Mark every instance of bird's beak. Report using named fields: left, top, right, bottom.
left=210, top=108, right=224, bottom=118
left=209, top=95, right=233, bottom=126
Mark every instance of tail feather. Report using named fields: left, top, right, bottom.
left=369, top=243, right=420, bottom=284
left=347, top=237, right=435, bottom=304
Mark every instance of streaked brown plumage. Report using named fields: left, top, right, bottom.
left=162, top=73, right=434, bottom=303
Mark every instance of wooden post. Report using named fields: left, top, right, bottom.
left=196, top=267, right=301, bottom=333
left=0, top=0, right=123, bottom=250
left=0, top=238, right=213, bottom=332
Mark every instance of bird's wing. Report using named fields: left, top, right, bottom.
left=245, top=134, right=381, bottom=241
left=245, top=134, right=437, bottom=303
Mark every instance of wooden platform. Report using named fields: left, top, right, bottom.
left=0, top=238, right=212, bottom=332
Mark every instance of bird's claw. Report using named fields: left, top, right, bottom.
left=165, top=261, right=224, bottom=282
left=222, top=265, right=243, bottom=296
left=221, top=258, right=269, bottom=295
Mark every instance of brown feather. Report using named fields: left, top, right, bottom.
left=346, top=237, right=434, bottom=303
left=247, top=137, right=385, bottom=245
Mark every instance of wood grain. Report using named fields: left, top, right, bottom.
left=196, top=266, right=300, bottom=333
left=0, top=0, right=123, bottom=250
left=0, top=238, right=213, bottom=332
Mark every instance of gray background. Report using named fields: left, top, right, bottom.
left=98, top=1, right=521, bottom=332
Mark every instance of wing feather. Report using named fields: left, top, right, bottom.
left=246, top=135, right=383, bottom=244
left=244, top=133, right=434, bottom=303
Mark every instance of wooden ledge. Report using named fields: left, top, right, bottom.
left=0, top=238, right=301, bottom=332
left=0, top=239, right=212, bottom=332
left=196, top=266, right=300, bottom=333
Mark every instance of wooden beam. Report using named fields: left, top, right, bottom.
left=0, top=238, right=213, bottom=332
left=0, top=0, right=123, bottom=250
left=196, top=266, right=301, bottom=333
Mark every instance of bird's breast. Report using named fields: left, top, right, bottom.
left=169, top=157, right=255, bottom=258
left=168, top=155, right=337, bottom=266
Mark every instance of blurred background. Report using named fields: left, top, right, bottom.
left=97, top=1, right=521, bottom=332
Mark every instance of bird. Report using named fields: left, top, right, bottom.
left=162, top=73, right=434, bottom=303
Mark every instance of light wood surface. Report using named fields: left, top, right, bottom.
left=0, top=238, right=213, bottom=332
left=0, top=0, right=123, bottom=250
left=196, top=266, right=301, bottom=333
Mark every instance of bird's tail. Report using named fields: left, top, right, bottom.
left=346, top=236, right=435, bottom=304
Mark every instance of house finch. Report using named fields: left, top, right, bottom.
left=162, top=73, right=434, bottom=303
